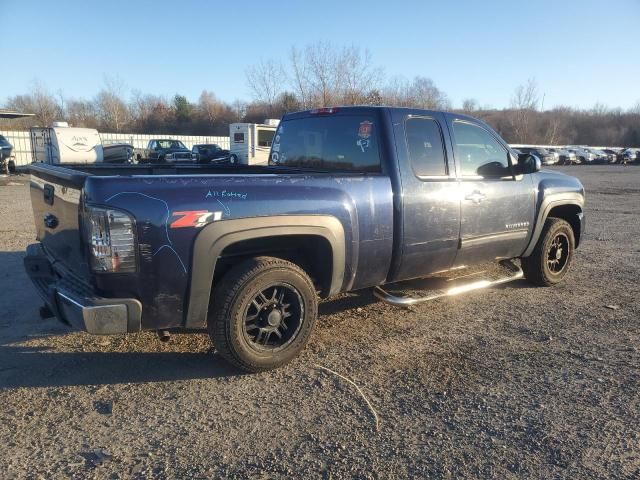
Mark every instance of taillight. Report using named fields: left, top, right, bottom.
left=85, top=206, right=136, bottom=273
left=310, top=107, right=339, bottom=115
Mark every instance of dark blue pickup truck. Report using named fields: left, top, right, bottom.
left=24, top=106, right=585, bottom=372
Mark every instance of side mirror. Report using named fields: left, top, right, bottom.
left=477, top=161, right=511, bottom=177
left=515, top=153, right=541, bottom=174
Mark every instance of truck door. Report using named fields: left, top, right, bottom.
left=390, top=111, right=461, bottom=281
left=446, top=116, right=535, bottom=266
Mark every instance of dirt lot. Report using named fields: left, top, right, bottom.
left=0, top=166, right=638, bottom=479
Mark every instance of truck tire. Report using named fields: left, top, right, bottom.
left=208, top=256, right=318, bottom=372
left=521, top=217, right=575, bottom=286
left=229, top=154, right=238, bottom=164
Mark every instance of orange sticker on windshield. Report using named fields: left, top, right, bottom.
left=358, top=121, right=373, bottom=139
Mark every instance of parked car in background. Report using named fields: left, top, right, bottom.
left=621, top=149, right=638, bottom=164
left=566, top=148, right=594, bottom=164
left=515, top=147, right=557, bottom=165
left=138, top=139, right=195, bottom=163
left=584, top=148, right=609, bottom=164
left=601, top=149, right=620, bottom=163
left=103, top=143, right=135, bottom=164
left=192, top=144, right=232, bottom=164
left=0, top=134, right=15, bottom=174
left=548, top=148, right=577, bottom=165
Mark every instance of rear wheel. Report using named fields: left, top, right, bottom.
left=208, top=256, right=318, bottom=372
left=521, top=217, right=575, bottom=286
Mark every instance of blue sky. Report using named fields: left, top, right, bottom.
left=1, top=0, right=639, bottom=109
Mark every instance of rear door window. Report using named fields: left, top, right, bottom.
left=270, top=114, right=381, bottom=172
left=404, top=117, right=448, bottom=177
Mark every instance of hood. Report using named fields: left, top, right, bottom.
left=535, top=169, right=585, bottom=198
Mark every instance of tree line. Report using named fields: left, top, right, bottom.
left=2, top=43, right=640, bottom=147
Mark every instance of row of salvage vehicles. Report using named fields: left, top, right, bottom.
left=29, top=120, right=279, bottom=166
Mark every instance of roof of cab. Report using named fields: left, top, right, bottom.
left=281, top=105, right=481, bottom=122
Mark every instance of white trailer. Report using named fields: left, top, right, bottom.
left=30, top=123, right=104, bottom=164
left=229, top=119, right=279, bottom=165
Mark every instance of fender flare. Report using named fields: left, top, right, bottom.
left=185, top=215, right=346, bottom=329
left=522, top=192, right=584, bottom=257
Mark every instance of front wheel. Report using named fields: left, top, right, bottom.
left=208, top=257, right=318, bottom=372
left=521, top=218, right=575, bottom=286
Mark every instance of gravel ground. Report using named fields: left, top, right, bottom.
left=0, top=166, right=638, bottom=479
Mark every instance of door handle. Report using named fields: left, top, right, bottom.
left=465, top=190, right=486, bottom=204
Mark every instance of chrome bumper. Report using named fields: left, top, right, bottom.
left=24, top=243, right=141, bottom=335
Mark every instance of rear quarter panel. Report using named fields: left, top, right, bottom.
left=85, top=174, right=394, bottom=329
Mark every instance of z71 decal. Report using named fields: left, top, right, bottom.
left=170, top=210, right=222, bottom=228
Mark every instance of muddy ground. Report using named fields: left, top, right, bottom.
left=0, top=166, right=638, bottom=479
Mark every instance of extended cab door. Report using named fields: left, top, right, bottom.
left=445, top=115, right=535, bottom=266
left=389, top=110, right=461, bottom=282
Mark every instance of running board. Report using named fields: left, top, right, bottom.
left=373, top=260, right=523, bottom=307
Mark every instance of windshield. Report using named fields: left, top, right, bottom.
left=0, top=135, right=11, bottom=147
left=270, top=114, right=381, bottom=172
left=157, top=140, right=186, bottom=149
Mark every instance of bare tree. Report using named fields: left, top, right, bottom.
left=305, top=42, right=341, bottom=107
left=290, top=47, right=311, bottom=109
left=245, top=59, right=284, bottom=109
left=509, top=78, right=540, bottom=143
left=197, top=90, right=225, bottom=126
left=410, top=76, right=450, bottom=109
left=381, top=76, right=412, bottom=106
left=381, top=75, right=449, bottom=109
left=4, top=81, right=63, bottom=127
left=462, top=98, right=478, bottom=112
left=66, top=99, right=98, bottom=128
left=338, top=46, right=383, bottom=105
left=95, top=75, right=129, bottom=131
left=511, top=78, right=539, bottom=111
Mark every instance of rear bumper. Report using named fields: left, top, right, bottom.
left=24, top=243, right=142, bottom=335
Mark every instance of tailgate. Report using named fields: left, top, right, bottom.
left=29, top=164, right=90, bottom=278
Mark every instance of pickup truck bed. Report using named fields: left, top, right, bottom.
left=27, top=161, right=394, bottom=333
left=25, top=106, right=585, bottom=372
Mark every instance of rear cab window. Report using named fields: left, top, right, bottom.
left=404, top=117, right=448, bottom=177
left=270, top=111, right=381, bottom=172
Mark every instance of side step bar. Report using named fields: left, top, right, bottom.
left=373, top=260, right=524, bottom=307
